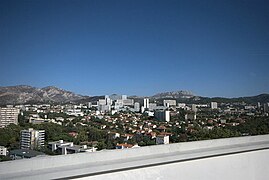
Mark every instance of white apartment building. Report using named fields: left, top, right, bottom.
left=114, top=100, right=124, bottom=110
left=98, top=104, right=111, bottom=113
left=134, top=102, right=140, bottom=112
left=211, top=102, right=218, bottom=109
left=163, top=100, right=177, bottom=107
left=0, top=107, right=20, bottom=128
left=144, top=98, right=149, bottom=109
left=65, top=108, right=84, bottom=116
left=264, top=103, right=269, bottom=112
left=48, top=140, right=97, bottom=155
left=105, top=95, right=112, bottom=105
left=122, top=99, right=134, bottom=106
left=98, top=99, right=107, bottom=106
left=20, top=128, right=45, bottom=150
left=192, top=104, right=197, bottom=112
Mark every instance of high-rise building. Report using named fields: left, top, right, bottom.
left=98, top=97, right=111, bottom=112
left=88, top=102, right=92, bottom=108
left=192, top=104, right=197, bottom=112
left=257, top=102, right=261, bottom=109
left=98, top=104, right=111, bottom=113
left=154, top=110, right=170, bottom=122
left=141, top=106, right=145, bottom=113
left=115, top=100, right=124, bottom=110
left=134, top=102, right=140, bottom=112
left=211, top=102, right=218, bottom=109
left=144, top=98, right=149, bottom=109
left=105, top=95, right=112, bottom=105
left=264, top=103, right=269, bottom=113
left=0, top=107, right=20, bottom=128
left=20, top=128, right=45, bottom=150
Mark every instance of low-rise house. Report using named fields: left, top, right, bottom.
left=0, top=146, right=7, bottom=156
left=48, top=140, right=96, bottom=155
left=156, top=135, right=169, bottom=145
left=10, top=149, right=45, bottom=160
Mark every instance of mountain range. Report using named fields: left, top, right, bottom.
left=0, top=85, right=88, bottom=105
left=0, top=85, right=268, bottom=105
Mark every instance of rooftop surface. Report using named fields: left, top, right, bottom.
left=1, top=135, right=269, bottom=179
left=9, top=149, right=45, bottom=158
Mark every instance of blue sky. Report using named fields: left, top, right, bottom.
left=0, top=0, right=269, bottom=97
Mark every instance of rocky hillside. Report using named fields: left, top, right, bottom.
left=152, top=90, right=194, bottom=99
left=1, top=85, right=268, bottom=105
left=0, top=85, right=88, bottom=105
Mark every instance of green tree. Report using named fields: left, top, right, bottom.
left=97, top=140, right=107, bottom=150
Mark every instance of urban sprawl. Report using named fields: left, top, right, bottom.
left=0, top=94, right=269, bottom=161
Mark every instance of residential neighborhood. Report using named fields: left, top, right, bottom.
left=1, top=94, right=269, bottom=161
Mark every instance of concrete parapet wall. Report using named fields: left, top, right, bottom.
left=87, top=148, right=269, bottom=180
left=1, top=134, right=269, bottom=179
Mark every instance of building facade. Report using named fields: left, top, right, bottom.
left=0, top=107, right=20, bottom=128
left=154, top=110, right=170, bottom=122
left=122, top=99, right=134, bottom=106
left=156, top=135, right=169, bottom=145
left=264, top=103, right=269, bottom=113
left=20, top=128, right=45, bottom=150
left=48, top=140, right=96, bottom=155
left=191, top=104, right=197, bottom=112
left=134, top=102, right=140, bottom=112
left=211, top=102, right=218, bottom=109
left=0, top=146, right=7, bottom=156
left=144, top=98, right=149, bottom=109
left=163, top=100, right=177, bottom=107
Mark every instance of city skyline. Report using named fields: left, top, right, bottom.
left=1, top=0, right=269, bottom=97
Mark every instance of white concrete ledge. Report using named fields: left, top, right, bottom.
left=1, top=135, right=269, bottom=179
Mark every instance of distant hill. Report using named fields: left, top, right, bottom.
left=0, top=85, right=268, bottom=105
left=0, top=85, right=89, bottom=105
left=134, top=91, right=269, bottom=105
left=233, top=94, right=269, bottom=104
